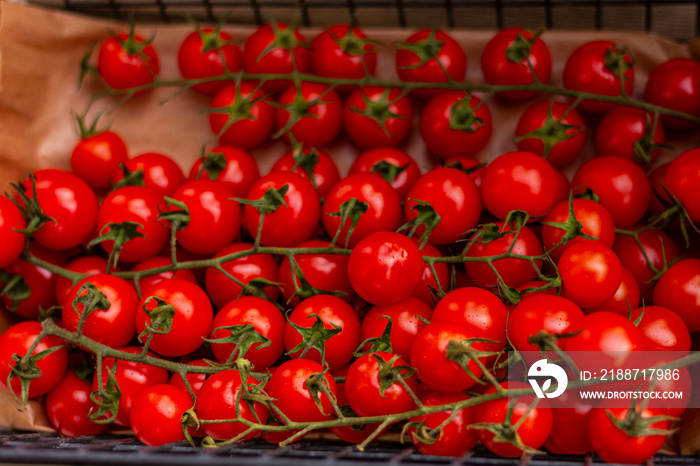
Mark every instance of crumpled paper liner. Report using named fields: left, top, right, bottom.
left=1, top=0, right=700, bottom=452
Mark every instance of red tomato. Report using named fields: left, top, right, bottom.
left=310, top=25, right=377, bottom=84
left=631, top=305, right=691, bottom=353
left=612, top=228, right=679, bottom=294
left=562, top=40, right=635, bottom=114
left=412, top=240, right=450, bottom=307
left=188, top=145, right=260, bottom=198
left=0, top=197, right=25, bottom=269
left=404, top=168, right=482, bottom=246
left=46, top=369, right=107, bottom=437
left=481, top=151, right=557, bottom=220
left=328, top=366, right=382, bottom=444
left=97, top=32, right=159, bottom=91
left=177, top=27, right=242, bottom=95
left=348, top=148, right=421, bottom=201
left=344, top=86, right=413, bottom=148
left=546, top=389, right=594, bottom=455
left=595, top=107, right=665, bottom=165
left=322, top=174, right=401, bottom=248
left=647, top=162, right=672, bottom=217
left=19, top=169, right=98, bottom=251
left=586, top=267, right=640, bottom=316
left=644, top=57, right=700, bottom=129
left=71, top=129, right=128, bottom=191
left=131, top=256, right=198, bottom=296
left=345, top=351, right=417, bottom=417
left=395, top=30, right=466, bottom=99
left=481, top=28, right=552, bottom=101
left=420, top=91, right=492, bottom=160
left=62, top=274, right=138, bottom=349
left=515, top=100, right=586, bottom=169
left=347, top=231, right=423, bottom=306
left=559, top=240, right=622, bottom=308
left=243, top=172, right=320, bottom=247
left=205, top=242, right=280, bottom=308
left=284, top=295, right=360, bottom=371
left=270, top=146, right=341, bottom=199
left=55, top=255, right=112, bottom=311
left=665, top=148, right=700, bottom=222
left=553, top=168, right=571, bottom=204
left=131, top=384, right=193, bottom=446
left=209, top=82, right=274, bottom=150
left=210, top=296, right=285, bottom=371
left=572, top=156, right=651, bottom=228
left=113, top=152, right=185, bottom=198
left=135, top=279, right=213, bottom=357
left=653, top=258, right=700, bottom=332
left=0, top=321, right=68, bottom=398
left=169, top=359, right=209, bottom=396
left=275, top=82, right=343, bottom=148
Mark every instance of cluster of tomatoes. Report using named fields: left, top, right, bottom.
left=0, top=20, right=699, bottom=464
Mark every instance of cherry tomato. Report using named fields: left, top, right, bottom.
left=348, top=148, right=421, bottom=201
left=412, top=241, right=450, bottom=307
left=131, top=384, right=193, bottom=446
left=311, top=25, right=377, bottom=85
left=344, top=86, right=413, bottom=148
left=644, top=57, right=700, bottom=129
left=55, top=257, right=111, bottom=305
left=653, top=258, right=700, bottom=332
left=188, top=145, right=260, bottom=198
left=586, top=267, right=640, bottom=316
left=559, top=240, right=622, bottom=308
left=131, top=256, right=198, bottom=296
left=209, top=82, right=275, bottom=150
left=270, top=146, right=341, bottom=199
left=594, top=107, right=665, bottom=165
left=612, top=228, right=679, bottom=294
left=275, top=82, right=343, bottom=148
left=328, top=366, right=383, bottom=444
left=46, top=369, right=107, bottom=437
left=169, top=359, right=208, bottom=396
left=665, top=148, right=700, bottom=222
left=71, top=129, right=128, bottom=191
left=97, top=32, right=159, bottom=91
left=0, top=197, right=25, bottom=270
left=631, top=305, right=691, bottom=353
left=112, top=152, right=185, bottom=198
left=177, top=27, right=242, bottom=95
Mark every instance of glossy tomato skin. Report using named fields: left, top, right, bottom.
left=112, top=152, right=186, bottom=198
left=612, top=228, right=679, bottom=294
left=665, top=148, right=700, bottom=222
left=311, top=25, right=377, bottom=84
left=412, top=241, right=450, bottom=307
left=131, top=384, right=193, bottom=446
left=265, top=359, right=338, bottom=423
left=284, top=295, right=361, bottom=371
left=210, top=296, right=285, bottom=370
left=135, top=279, right=213, bottom=357
left=46, top=370, right=107, bottom=437
left=586, top=267, right=640, bottom=316
left=344, top=87, right=413, bottom=148
left=62, top=274, right=139, bottom=349
left=0, top=321, right=68, bottom=398
left=322, top=174, right=401, bottom=248
left=653, top=258, right=700, bottom=332
left=645, top=58, right=700, bottom=129
left=97, top=33, right=159, bottom=91
left=71, top=130, right=128, bottom=191
left=328, top=366, right=383, bottom=444
left=559, top=240, right=622, bottom=308
left=562, top=40, right=634, bottom=114
left=275, top=83, right=342, bottom=148
left=195, top=369, right=269, bottom=440
left=396, top=30, right=466, bottom=99
left=572, top=156, right=651, bottom=228
left=96, top=186, right=169, bottom=264
left=631, top=305, right=691, bottom=353
left=177, top=28, right=242, bottom=95
left=594, top=107, right=665, bottom=165
left=481, top=28, right=552, bottom=101
left=20, top=169, right=98, bottom=251
left=0, top=197, right=26, bottom=269
left=243, top=172, right=320, bottom=247
left=420, top=91, right=492, bottom=160
left=482, top=151, right=557, bottom=220
left=188, top=146, right=260, bottom=198
left=270, top=147, right=341, bottom=199
left=348, top=148, right=421, bottom=201
left=408, top=392, right=477, bottom=457
left=347, top=232, right=423, bottom=306
left=205, top=242, right=280, bottom=308
left=475, top=382, right=553, bottom=457
left=209, top=83, right=274, bottom=150
left=131, top=256, right=198, bottom=296
left=345, top=351, right=417, bottom=417
left=404, top=168, right=482, bottom=246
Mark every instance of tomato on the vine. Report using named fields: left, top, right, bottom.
left=631, top=305, right=691, bottom=353
left=270, top=146, right=341, bottom=199
left=644, top=57, right=700, bottom=129
left=55, top=255, right=111, bottom=306
left=97, top=32, right=160, bottom=91
left=70, top=129, right=128, bottom=191
left=594, top=107, right=665, bottom=165
left=209, top=82, right=275, bottom=150
left=665, top=148, right=700, bottom=222
left=275, top=82, right=343, bottom=148
left=344, top=86, right=413, bottom=148
left=131, top=256, right=198, bottom=296
left=559, top=240, right=622, bottom=309
left=46, top=369, right=107, bottom=438
left=112, top=152, right=185, bottom=198
left=130, top=384, right=193, bottom=446
left=188, top=146, right=260, bottom=198
left=612, top=227, right=679, bottom=294
left=310, top=25, right=377, bottom=84
left=412, top=241, right=450, bottom=307
left=348, top=148, right=421, bottom=201
left=169, top=358, right=209, bottom=396
left=653, top=258, right=700, bottom=332
left=177, top=27, right=242, bottom=95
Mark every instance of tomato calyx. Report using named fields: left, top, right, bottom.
left=512, top=100, right=584, bottom=160
left=11, top=176, right=57, bottom=234
left=396, top=31, right=445, bottom=70
left=159, top=197, right=191, bottom=230
left=273, top=85, right=335, bottom=139
left=8, top=343, right=66, bottom=410
left=542, top=195, right=598, bottom=254
left=113, top=164, right=145, bottom=190
left=206, top=324, right=272, bottom=366
left=291, top=145, right=321, bottom=189
left=330, top=26, right=379, bottom=58
left=288, top=257, right=347, bottom=301
left=349, top=87, right=406, bottom=138
left=74, top=112, right=108, bottom=139
left=116, top=26, right=157, bottom=64
left=445, top=338, right=500, bottom=382
left=194, top=149, right=228, bottom=181
left=181, top=408, right=201, bottom=447
left=632, top=113, right=672, bottom=166
left=469, top=399, right=545, bottom=456
left=505, top=29, right=543, bottom=67
left=286, top=313, right=343, bottom=365
left=89, top=365, right=121, bottom=424
left=0, top=270, right=32, bottom=311
left=326, top=197, right=370, bottom=246
left=401, top=419, right=439, bottom=445
left=373, top=352, right=417, bottom=397
left=398, top=200, right=441, bottom=248
left=256, top=23, right=310, bottom=65
left=449, top=94, right=486, bottom=133
left=527, top=329, right=579, bottom=356
left=604, top=45, right=636, bottom=93
left=370, top=160, right=410, bottom=186
left=355, top=315, right=394, bottom=357
left=71, top=282, right=112, bottom=335
left=88, top=221, right=146, bottom=269
left=137, top=296, right=175, bottom=348
left=304, top=365, right=339, bottom=417
left=441, top=159, right=487, bottom=176
left=236, top=185, right=289, bottom=216
left=605, top=401, right=676, bottom=437
left=207, top=83, right=270, bottom=138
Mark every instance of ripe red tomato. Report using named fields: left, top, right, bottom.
left=0, top=197, right=26, bottom=269
left=275, top=82, right=343, bottom=148
left=644, top=57, right=700, bottom=129
left=209, top=82, right=275, bottom=150
left=482, top=151, right=557, bottom=220
left=210, top=296, right=285, bottom=370
left=131, top=384, right=193, bottom=446
left=169, top=359, right=209, bottom=396
left=344, top=86, right=413, bottom=148
left=348, top=148, right=421, bottom=201
left=62, top=273, right=138, bottom=349
left=515, top=100, right=586, bottom=169
left=71, top=129, right=128, bottom=191
left=243, top=23, right=310, bottom=92
left=135, top=279, right=212, bottom=358
left=310, top=25, right=377, bottom=84
left=195, top=369, right=269, bottom=440
left=420, top=91, right=492, bottom=160
left=177, top=27, right=242, bottom=95
left=243, top=172, right=320, bottom=247
left=322, top=174, right=401, bottom=248
left=396, top=30, right=466, bottom=99
left=96, top=186, right=169, bottom=264
left=328, top=366, right=383, bottom=443
left=653, top=258, right=700, bottom=332
left=612, top=228, right=679, bottom=294
left=188, top=146, right=260, bottom=198
left=55, top=255, right=111, bottom=311
left=0, top=321, right=68, bottom=398
left=404, top=168, right=482, bottom=246
left=558, top=240, right=622, bottom=308
left=562, top=40, right=635, bottom=114
left=113, top=152, right=185, bottom=198
left=270, top=146, right=341, bottom=199
left=594, top=107, right=665, bottom=165
left=586, top=267, right=640, bottom=316
left=631, top=305, right=691, bottom=353
left=412, top=241, right=450, bottom=307
left=572, top=156, right=651, bottom=228
left=665, top=148, right=700, bottom=222
left=46, top=369, right=107, bottom=437
left=19, top=169, right=98, bottom=251
left=97, top=32, right=159, bottom=91
left=481, top=28, right=552, bottom=101
left=345, top=351, right=417, bottom=417
left=347, top=231, right=424, bottom=306
left=205, top=242, right=280, bottom=308
left=284, top=295, right=361, bottom=371
left=131, top=256, right=197, bottom=296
